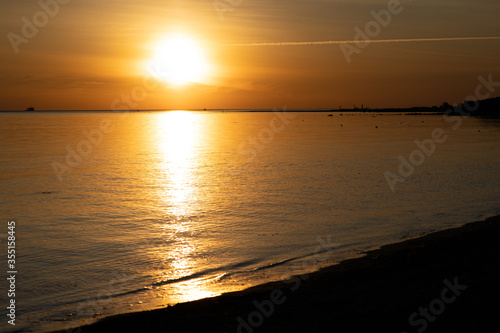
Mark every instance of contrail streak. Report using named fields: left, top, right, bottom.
left=222, top=36, right=500, bottom=46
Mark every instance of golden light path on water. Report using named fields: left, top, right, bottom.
left=156, top=111, right=197, bottom=216
left=152, top=111, right=218, bottom=303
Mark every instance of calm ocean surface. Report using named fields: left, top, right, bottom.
left=1, top=111, right=499, bottom=332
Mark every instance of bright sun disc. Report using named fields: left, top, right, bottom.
left=148, top=35, right=209, bottom=85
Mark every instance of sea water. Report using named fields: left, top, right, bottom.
left=1, top=111, right=499, bottom=332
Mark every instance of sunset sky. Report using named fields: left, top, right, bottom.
left=1, top=0, right=499, bottom=110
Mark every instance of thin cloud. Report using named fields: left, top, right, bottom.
left=222, top=36, right=500, bottom=46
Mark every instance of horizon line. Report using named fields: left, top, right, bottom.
left=2, top=95, right=498, bottom=112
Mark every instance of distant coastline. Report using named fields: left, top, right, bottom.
left=1, top=96, right=499, bottom=116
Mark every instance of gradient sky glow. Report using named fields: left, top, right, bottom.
left=1, top=0, right=500, bottom=110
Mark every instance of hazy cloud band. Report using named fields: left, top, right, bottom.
left=222, top=37, right=500, bottom=46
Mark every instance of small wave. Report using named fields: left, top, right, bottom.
left=152, top=258, right=264, bottom=287
left=252, top=257, right=297, bottom=271
left=92, top=246, right=345, bottom=302
left=220, top=243, right=345, bottom=281
left=93, top=258, right=268, bottom=300
left=253, top=243, right=343, bottom=272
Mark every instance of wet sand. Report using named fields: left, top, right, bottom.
left=52, top=215, right=500, bottom=333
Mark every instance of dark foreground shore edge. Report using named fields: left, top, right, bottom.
left=50, top=215, right=500, bottom=333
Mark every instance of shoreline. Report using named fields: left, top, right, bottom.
left=49, top=214, right=500, bottom=333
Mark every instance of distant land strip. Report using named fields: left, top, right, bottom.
left=222, top=36, right=500, bottom=46
left=2, top=96, right=498, bottom=114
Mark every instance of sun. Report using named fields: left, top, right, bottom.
left=148, top=34, right=209, bottom=85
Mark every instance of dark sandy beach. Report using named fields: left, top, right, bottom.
left=51, top=215, right=500, bottom=333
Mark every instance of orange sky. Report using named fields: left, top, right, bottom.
left=1, top=0, right=499, bottom=110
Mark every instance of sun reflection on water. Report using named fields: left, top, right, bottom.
left=155, top=111, right=199, bottom=217
left=152, top=111, right=218, bottom=304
